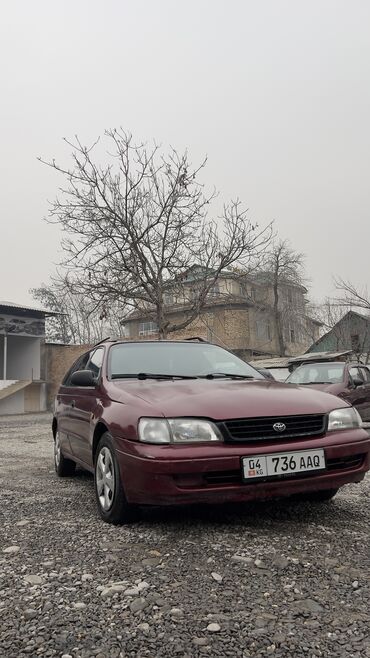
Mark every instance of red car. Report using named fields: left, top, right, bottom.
left=286, top=361, right=370, bottom=422
left=53, top=340, right=370, bottom=524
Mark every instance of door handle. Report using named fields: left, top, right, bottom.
left=70, top=400, right=75, bottom=408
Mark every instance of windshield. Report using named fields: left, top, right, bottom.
left=108, top=342, right=264, bottom=379
left=287, top=363, right=345, bottom=385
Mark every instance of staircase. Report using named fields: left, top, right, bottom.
left=0, top=380, right=32, bottom=401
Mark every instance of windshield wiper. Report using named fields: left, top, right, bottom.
left=111, top=373, right=197, bottom=380
left=298, top=381, right=332, bottom=385
left=200, top=372, right=255, bottom=380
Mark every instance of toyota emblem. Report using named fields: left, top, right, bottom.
left=273, top=422, right=286, bottom=432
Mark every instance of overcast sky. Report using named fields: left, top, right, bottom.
left=1, top=0, right=369, bottom=307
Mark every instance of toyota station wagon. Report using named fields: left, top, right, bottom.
left=52, top=339, right=370, bottom=523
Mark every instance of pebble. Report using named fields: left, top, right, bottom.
left=3, top=546, right=20, bottom=554
left=231, top=555, right=253, bottom=564
left=24, top=575, right=43, bottom=585
left=130, top=597, right=148, bottom=613
left=211, top=572, right=223, bottom=583
left=170, top=607, right=184, bottom=617
left=101, top=584, right=127, bottom=598
left=72, top=601, right=87, bottom=610
left=138, top=622, right=150, bottom=632
left=142, top=557, right=161, bottom=567
left=124, top=587, right=140, bottom=596
left=207, top=623, right=221, bottom=632
left=352, top=581, right=359, bottom=589
left=254, top=559, right=265, bottom=568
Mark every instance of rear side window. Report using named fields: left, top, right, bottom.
left=62, top=352, right=90, bottom=386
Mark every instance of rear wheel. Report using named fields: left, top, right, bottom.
left=54, top=430, right=76, bottom=477
left=296, top=488, right=338, bottom=503
left=94, top=433, right=138, bottom=524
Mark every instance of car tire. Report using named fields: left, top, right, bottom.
left=94, top=433, right=138, bottom=525
left=54, top=430, right=76, bottom=477
left=296, top=488, right=339, bottom=503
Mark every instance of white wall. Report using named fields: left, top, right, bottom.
left=6, top=336, right=41, bottom=380
left=0, top=389, right=24, bottom=414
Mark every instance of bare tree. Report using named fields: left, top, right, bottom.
left=31, top=278, right=124, bottom=344
left=334, top=279, right=370, bottom=313
left=263, top=240, right=306, bottom=356
left=39, top=130, right=272, bottom=339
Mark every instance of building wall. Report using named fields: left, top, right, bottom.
left=6, top=336, right=41, bottom=380
left=308, top=314, right=370, bottom=354
left=0, top=389, right=25, bottom=415
left=44, top=343, right=92, bottom=409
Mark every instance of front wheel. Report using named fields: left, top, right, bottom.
left=295, top=488, right=339, bottom=503
left=54, top=430, right=76, bottom=477
left=94, top=433, right=139, bottom=524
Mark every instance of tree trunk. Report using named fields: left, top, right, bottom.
left=273, top=280, right=285, bottom=356
left=156, top=305, right=168, bottom=341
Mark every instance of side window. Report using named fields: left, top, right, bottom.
left=349, top=367, right=364, bottom=384
left=86, top=348, right=104, bottom=378
left=62, top=352, right=90, bottom=386
left=359, top=367, right=370, bottom=383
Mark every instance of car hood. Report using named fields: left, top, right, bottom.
left=107, top=378, right=348, bottom=419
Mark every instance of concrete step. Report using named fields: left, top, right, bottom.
left=0, top=380, right=32, bottom=401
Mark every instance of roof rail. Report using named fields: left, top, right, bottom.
left=184, top=336, right=209, bottom=343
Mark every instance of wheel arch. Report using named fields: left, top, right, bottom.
left=92, top=421, right=110, bottom=463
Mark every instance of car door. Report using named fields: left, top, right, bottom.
left=358, top=366, right=370, bottom=421
left=56, top=352, right=90, bottom=458
left=347, top=366, right=368, bottom=420
left=67, top=347, right=105, bottom=467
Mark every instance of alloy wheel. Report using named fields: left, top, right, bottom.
left=96, top=447, right=116, bottom=511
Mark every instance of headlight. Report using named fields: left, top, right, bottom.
left=327, top=407, right=362, bottom=431
left=138, top=418, right=223, bottom=444
left=168, top=419, right=223, bottom=443
left=138, top=418, right=171, bottom=444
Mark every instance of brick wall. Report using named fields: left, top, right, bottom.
left=44, top=343, right=92, bottom=409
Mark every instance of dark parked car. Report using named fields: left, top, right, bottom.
left=53, top=340, right=370, bottom=524
left=286, top=361, right=370, bottom=421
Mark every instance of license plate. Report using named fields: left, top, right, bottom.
left=242, top=449, right=326, bottom=480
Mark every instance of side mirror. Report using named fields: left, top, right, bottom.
left=352, top=376, right=363, bottom=387
left=70, top=370, right=96, bottom=387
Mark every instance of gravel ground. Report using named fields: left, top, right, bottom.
left=0, top=413, right=369, bottom=658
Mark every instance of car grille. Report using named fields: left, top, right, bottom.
left=222, top=414, right=326, bottom=443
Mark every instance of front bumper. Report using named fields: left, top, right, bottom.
left=114, top=429, right=370, bottom=505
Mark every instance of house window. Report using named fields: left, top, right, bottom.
left=256, top=320, right=271, bottom=341
left=351, top=334, right=360, bottom=350
left=289, top=328, right=296, bottom=343
left=209, top=284, right=219, bottom=297
left=250, top=286, right=256, bottom=300
left=163, top=293, right=174, bottom=306
left=139, top=321, right=158, bottom=336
